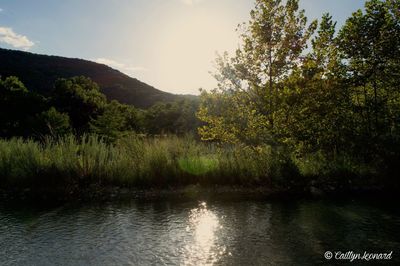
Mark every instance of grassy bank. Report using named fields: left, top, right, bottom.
left=0, top=135, right=390, bottom=200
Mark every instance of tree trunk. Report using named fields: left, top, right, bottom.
left=269, top=45, right=274, bottom=129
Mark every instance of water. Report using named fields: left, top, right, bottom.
left=0, top=198, right=399, bottom=265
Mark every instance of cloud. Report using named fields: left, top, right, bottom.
left=180, top=0, right=204, bottom=5
left=94, top=58, right=148, bottom=76
left=0, top=27, right=34, bottom=50
left=0, top=8, right=3, bottom=12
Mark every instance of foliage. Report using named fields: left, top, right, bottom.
left=145, top=99, right=201, bottom=135
left=198, top=0, right=400, bottom=174
left=0, top=75, right=202, bottom=141
left=33, top=107, right=72, bottom=138
left=51, top=76, right=107, bottom=132
left=338, top=0, right=400, bottom=157
left=0, top=76, right=47, bottom=138
left=198, top=0, right=317, bottom=145
left=90, top=100, right=143, bottom=142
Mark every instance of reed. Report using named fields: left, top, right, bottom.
left=0, top=135, right=379, bottom=195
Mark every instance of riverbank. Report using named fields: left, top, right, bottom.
left=0, top=135, right=397, bottom=202
left=1, top=183, right=397, bottom=204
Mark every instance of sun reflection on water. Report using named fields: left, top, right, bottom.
left=183, top=202, right=227, bottom=266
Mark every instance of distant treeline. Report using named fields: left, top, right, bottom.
left=0, top=76, right=201, bottom=142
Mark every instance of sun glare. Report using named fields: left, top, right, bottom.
left=152, top=6, right=239, bottom=94
left=183, top=202, right=226, bottom=265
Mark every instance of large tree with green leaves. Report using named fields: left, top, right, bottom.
left=33, top=107, right=72, bottom=138
left=90, top=100, right=143, bottom=142
left=0, top=76, right=47, bottom=138
left=281, top=13, right=350, bottom=154
left=145, top=99, right=201, bottom=135
left=338, top=0, right=400, bottom=156
left=198, top=0, right=317, bottom=144
left=51, top=76, right=107, bottom=133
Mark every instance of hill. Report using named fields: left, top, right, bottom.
left=0, top=48, right=183, bottom=108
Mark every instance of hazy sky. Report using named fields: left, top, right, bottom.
left=0, top=0, right=366, bottom=95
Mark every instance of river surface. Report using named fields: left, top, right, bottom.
left=0, top=197, right=399, bottom=265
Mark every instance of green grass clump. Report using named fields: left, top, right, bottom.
left=178, top=156, right=219, bottom=176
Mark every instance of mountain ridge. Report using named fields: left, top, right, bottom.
left=0, top=48, right=190, bottom=108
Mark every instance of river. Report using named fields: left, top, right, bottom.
left=1, top=197, right=399, bottom=265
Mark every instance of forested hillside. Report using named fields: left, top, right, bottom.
left=0, top=48, right=184, bottom=108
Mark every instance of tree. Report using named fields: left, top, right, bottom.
left=338, top=0, right=400, bottom=156
left=280, top=13, right=351, bottom=155
left=198, top=0, right=317, bottom=144
left=33, top=107, right=71, bottom=138
left=90, top=100, right=126, bottom=142
left=145, top=100, right=201, bottom=135
left=116, top=103, right=144, bottom=133
left=0, top=76, right=47, bottom=137
left=51, top=76, right=107, bottom=133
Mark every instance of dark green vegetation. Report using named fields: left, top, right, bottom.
left=0, top=135, right=381, bottom=199
left=198, top=0, right=400, bottom=189
left=0, top=136, right=287, bottom=192
left=0, top=0, right=399, bottom=199
left=0, top=76, right=200, bottom=141
left=0, top=48, right=191, bottom=108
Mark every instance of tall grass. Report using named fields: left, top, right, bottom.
left=0, top=135, right=380, bottom=196
left=0, top=135, right=300, bottom=191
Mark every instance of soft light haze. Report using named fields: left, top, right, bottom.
left=0, top=0, right=366, bottom=95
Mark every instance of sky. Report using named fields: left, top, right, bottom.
left=0, top=0, right=367, bottom=95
